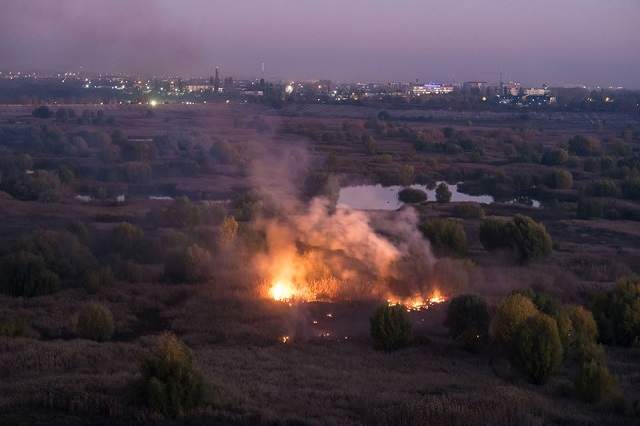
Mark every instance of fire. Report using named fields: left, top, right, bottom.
left=387, top=289, right=447, bottom=311
left=269, top=280, right=296, bottom=302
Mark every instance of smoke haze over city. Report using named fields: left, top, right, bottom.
left=1, top=0, right=639, bottom=87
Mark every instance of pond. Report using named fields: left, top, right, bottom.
left=337, top=182, right=495, bottom=210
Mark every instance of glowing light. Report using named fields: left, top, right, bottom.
left=285, top=84, right=294, bottom=94
left=149, top=99, right=158, bottom=107
left=270, top=280, right=295, bottom=302
left=280, top=336, right=290, bottom=343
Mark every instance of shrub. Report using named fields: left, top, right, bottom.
left=0, top=251, right=60, bottom=297
left=546, top=170, right=573, bottom=190
left=574, top=361, right=618, bottom=404
left=622, top=178, right=640, bottom=200
left=588, top=179, right=620, bottom=197
left=164, top=245, right=213, bottom=284
left=83, top=266, right=115, bottom=294
left=398, top=188, right=427, bottom=204
left=591, top=276, right=640, bottom=346
left=478, top=218, right=511, bottom=250
left=490, top=294, right=538, bottom=346
left=76, top=303, right=115, bottom=342
left=568, top=135, right=601, bottom=156
left=370, top=304, right=412, bottom=351
left=111, top=223, right=145, bottom=259
left=435, top=182, right=452, bottom=203
left=0, top=317, right=32, bottom=337
left=480, top=215, right=552, bottom=263
left=506, top=215, right=552, bottom=263
left=556, top=305, right=598, bottom=354
left=420, top=218, right=467, bottom=257
left=445, top=295, right=490, bottom=350
left=512, top=288, right=560, bottom=316
left=512, top=313, right=564, bottom=384
left=454, top=203, right=485, bottom=219
left=577, top=198, right=604, bottom=219
left=137, top=333, right=205, bottom=417
left=541, top=148, right=568, bottom=166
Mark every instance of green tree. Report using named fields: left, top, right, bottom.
left=370, top=304, right=412, bottom=351
left=478, top=218, right=511, bottom=250
left=591, top=276, right=640, bottom=346
left=111, top=223, right=145, bottom=259
left=512, top=313, right=563, bottom=384
left=420, top=218, right=467, bottom=257
left=0, top=251, right=60, bottom=297
left=490, top=294, right=538, bottom=346
left=556, top=305, right=599, bottom=354
left=574, top=361, right=618, bottom=404
left=164, top=245, right=213, bottom=284
left=136, top=333, right=205, bottom=417
left=435, top=182, right=452, bottom=203
left=76, top=303, right=115, bottom=342
left=506, top=215, right=552, bottom=263
left=445, top=294, right=490, bottom=351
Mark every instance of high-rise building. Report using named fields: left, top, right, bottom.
left=213, top=66, right=221, bottom=93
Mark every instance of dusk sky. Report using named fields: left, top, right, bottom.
left=1, top=0, right=639, bottom=87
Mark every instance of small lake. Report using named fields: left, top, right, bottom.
left=337, top=182, right=495, bottom=210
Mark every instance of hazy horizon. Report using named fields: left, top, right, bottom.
left=1, top=0, right=639, bottom=88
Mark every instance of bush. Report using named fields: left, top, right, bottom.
left=574, top=361, right=618, bottom=404
left=546, top=170, right=573, bottom=190
left=490, top=294, right=538, bottom=346
left=420, top=218, right=467, bottom=257
left=591, top=276, right=640, bottom=346
left=370, top=304, right=412, bottom=351
left=0, top=251, right=60, bottom=297
left=164, top=245, right=213, bottom=284
left=435, top=182, right=452, bottom=203
left=76, top=303, right=115, bottom=342
left=541, top=148, right=568, bottom=165
left=454, top=203, right=485, bottom=219
left=111, top=223, right=145, bottom=259
left=588, top=179, right=620, bottom=197
left=478, top=218, right=511, bottom=250
left=512, top=313, right=564, bottom=384
left=0, top=317, right=32, bottom=337
left=137, top=333, right=205, bottom=417
left=445, top=295, right=489, bottom=350
left=577, top=198, right=604, bottom=219
left=622, top=178, right=640, bottom=200
left=568, top=135, right=601, bottom=156
left=556, top=305, right=599, bottom=354
left=83, top=266, right=115, bottom=294
left=398, top=188, right=427, bottom=204
left=480, top=215, right=552, bottom=263
left=506, top=215, right=553, bottom=263
left=512, top=288, right=560, bottom=316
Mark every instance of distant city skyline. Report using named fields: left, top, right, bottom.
left=1, top=0, right=639, bottom=88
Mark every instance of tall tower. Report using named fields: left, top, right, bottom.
left=213, top=66, right=220, bottom=93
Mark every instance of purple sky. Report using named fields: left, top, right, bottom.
left=1, top=0, right=639, bottom=87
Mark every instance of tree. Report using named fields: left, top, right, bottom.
left=420, top=218, right=467, bottom=257
left=512, top=313, right=563, bottom=384
left=591, top=276, right=640, bottom=346
left=136, top=333, right=205, bottom=417
left=370, top=304, right=412, bottom=351
left=556, top=305, right=599, bottom=354
left=546, top=170, right=573, bottom=190
left=164, top=245, right=213, bottom=284
left=76, top=303, right=115, bottom=342
left=0, top=251, right=60, bottom=297
left=398, top=188, right=427, bottom=204
left=435, top=182, right=452, bottom=203
left=111, top=223, right=145, bottom=259
left=490, top=294, right=538, bottom=346
left=478, top=218, right=511, bottom=250
left=541, top=148, right=568, bottom=166
left=398, top=165, right=415, bottom=186
left=568, top=135, right=601, bottom=156
left=574, top=361, right=618, bottom=404
left=506, top=215, right=552, bottom=263
left=445, top=294, right=490, bottom=350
